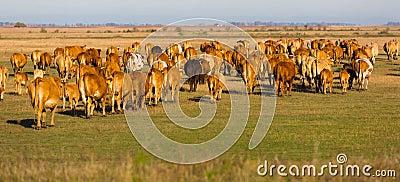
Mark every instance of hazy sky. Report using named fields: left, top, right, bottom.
left=1, top=0, right=399, bottom=25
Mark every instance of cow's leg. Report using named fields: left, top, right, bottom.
left=365, top=77, right=369, bottom=90
left=49, top=106, right=56, bottom=127
left=86, top=97, right=91, bottom=119
left=35, top=102, right=44, bottom=129
left=62, top=96, right=66, bottom=111
left=101, top=97, right=106, bottom=117
left=117, top=95, right=122, bottom=113
left=288, top=80, right=293, bottom=96
left=111, top=94, right=116, bottom=114
left=41, top=109, right=48, bottom=128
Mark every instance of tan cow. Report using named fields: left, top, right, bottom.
left=31, top=50, right=43, bottom=69
left=106, top=46, right=119, bottom=56
left=77, top=52, right=90, bottom=65
left=145, top=43, right=153, bottom=56
left=311, top=59, right=332, bottom=92
left=129, top=71, right=147, bottom=110
left=54, top=47, right=64, bottom=57
left=61, top=83, right=80, bottom=115
left=106, top=53, right=120, bottom=64
left=40, top=52, right=52, bottom=73
left=14, top=72, right=28, bottom=95
left=184, top=47, right=197, bottom=60
left=0, top=66, right=9, bottom=100
left=166, top=44, right=182, bottom=58
left=79, top=73, right=111, bottom=118
left=339, top=68, right=351, bottom=94
left=163, top=67, right=180, bottom=102
left=146, top=68, right=164, bottom=105
left=104, top=62, right=121, bottom=79
left=55, top=54, right=72, bottom=80
left=319, top=69, right=333, bottom=94
left=206, top=72, right=225, bottom=103
left=353, top=58, right=373, bottom=90
left=383, top=40, right=398, bottom=61
left=27, top=77, right=61, bottom=129
left=131, top=42, right=141, bottom=53
left=65, top=45, right=88, bottom=61
left=10, top=53, right=28, bottom=73
left=109, top=71, right=125, bottom=114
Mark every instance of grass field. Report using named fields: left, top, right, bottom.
left=0, top=26, right=399, bottom=181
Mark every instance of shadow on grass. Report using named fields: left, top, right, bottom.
left=386, top=73, right=400, bottom=77
left=6, top=119, right=35, bottom=128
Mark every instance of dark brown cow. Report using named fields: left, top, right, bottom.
left=184, top=59, right=203, bottom=92
left=274, top=61, right=296, bottom=96
left=10, top=53, right=28, bottom=73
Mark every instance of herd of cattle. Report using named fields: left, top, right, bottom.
left=0, top=37, right=399, bottom=129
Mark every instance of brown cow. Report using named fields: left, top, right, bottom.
left=76, top=64, right=98, bottom=84
left=163, top=67, right=180, bottom=102
left=184, top=47, right=197, bottom=60
left=145, top=43, right=153, bottom=56
left=353, top=58, right=374, bottom=90
left=106, top=52, right=120, bottom=64
left=129, top=71, right=147, bottom=110
left=61, top=83, right=80, bottom=115
left=106, top=46, right=119, bottom=56
left=14, top=72, right=28, bottom=95
left=0, top=66, right=9, bottom=100
left=132, top=42, right=141, bottom=53
left=40, top=52, right=52, bottom=73
left=31, top=50, right=43, bottom=69
left=166, top=44, right=182, bottom=58
left=79, top=73, right=111, bottom=118
left=10, top=53, right=28, bottom=73
left=65, top=45, right=88, bottom=61
left=27, top=77, right=61, bottom=129
left=91, top=57, right=102, bottom=67
left=184, top=59, right=202, bottom=92
left=207, top=72, right=225, bottom=103
left=172, top=53, right=186, bottom=70
left=77, top=52, right=90, bottom=65
left=146, top=68, right=164, bottom=105
left=383, top=40, right=398, bottom=61
left=104, top=62, right=121, bottom=79
left=319, top=69, right=333, bottom=94
left=55, top=54, right=73, bottom=80
left=339, top=69, right=351, bottom=94
left=54, top=47, right=64, bottom=57
left=110, top=71, right=125, bottom=114
left=274, top=61, right=296, bottom=96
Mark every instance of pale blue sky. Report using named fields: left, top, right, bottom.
left=1, top=0, right=399, bottom=25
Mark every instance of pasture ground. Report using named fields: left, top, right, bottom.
left=0, top=26, right=399, bottom=181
